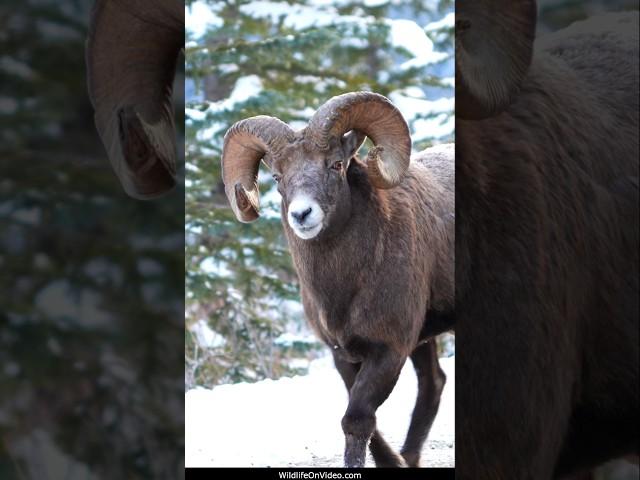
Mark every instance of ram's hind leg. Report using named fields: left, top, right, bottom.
left=400, top=340, right=446, bottom=467
left=332, top=350, right=406, bottom=467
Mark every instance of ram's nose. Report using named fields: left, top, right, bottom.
left=287, top=194, right=325, bottom=239
left=291, top=207, right=312, bottom=225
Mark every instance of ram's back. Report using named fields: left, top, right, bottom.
left=412, top=144, right=454, bottom=198
left=407, top=144, right=455, bottom=315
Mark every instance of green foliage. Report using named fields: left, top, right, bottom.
left=186, top=0, right=454, bottom=387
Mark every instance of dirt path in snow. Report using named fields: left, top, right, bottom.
left=286, top=438, right=454, bottom=468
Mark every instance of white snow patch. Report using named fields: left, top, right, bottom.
left=240, top=1, right=371, bottom=30
left=202, top=75, right=263, bottom=115
left=186, top=355, right=454, bottom=467
left=308, top=0, right=357, bottom=5
left=186, top=1, right=223, bottom=38
left=388, top=90, right=453, bottom=140
left=190, top=319, right=227, bottom=349
left=200, top=257, right=232, bottom=278
left=186, top=108, right=207, bottom=121
left=311, top=0, right=389, bottom=5
left=401, top=86, right=427, bottom=99
left=442, top=76, right=455, bottom=88
left=218, top=63, right=239, bottom=74
left=340, top=37, right=369, bottom=49
left=425, top=12, right=455, bottom=32
left=229, top=75, right=264, bottom=103
left=274, top=332, right=318, bottom=347
left=413, top=114, right=455, bottom=141
left=241, top=1, right=331, bottom=29
left=388, top=19, right=448, bottom=70
left=260, top=183, right=283, bottom=220
left=196, top=75, right=264, bottom=142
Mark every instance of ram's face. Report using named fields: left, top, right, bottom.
left=272, top=134, right=363, bottom=240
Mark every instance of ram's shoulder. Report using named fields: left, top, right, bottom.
left=411, top=144, right=454, bottom=167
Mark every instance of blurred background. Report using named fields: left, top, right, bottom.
left=535, top=2, right=640, bottom=480
left=0, top=1, right=184, bottom=478
left=185, top=0, right=456, bottom=390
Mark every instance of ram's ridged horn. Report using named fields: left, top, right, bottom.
left=221, top=116, right=295, bottom=222
left=86, top=0, right=183, bottom=199
left=306, top=92, right=412, bottom=189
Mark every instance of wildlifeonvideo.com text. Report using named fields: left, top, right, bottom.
left=278, top=472, right=362, bottom=479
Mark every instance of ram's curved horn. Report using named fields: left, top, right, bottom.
left=221, top=116, right=295, bottom=222
left=306, top=92, right=411, bottom=189
left=86, top=0, right=183, bottom=199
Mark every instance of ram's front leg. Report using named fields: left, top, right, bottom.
left=341, top=343, right=406, bottom=468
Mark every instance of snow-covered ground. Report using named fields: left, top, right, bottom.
left=186, top=355, right=454, bottom=468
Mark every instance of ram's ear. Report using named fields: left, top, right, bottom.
left=341, top=130, right=367, bottom=159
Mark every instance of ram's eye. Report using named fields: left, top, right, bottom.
left=331, top=161, right=343, bottom=171
left=272, top=173, right=282, bottom=182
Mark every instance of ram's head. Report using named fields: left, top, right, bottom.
left=221, top=92, right=412, bottom=240
left=86, top=0, right=183, bottom=199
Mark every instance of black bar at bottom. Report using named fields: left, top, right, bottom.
left=186, top=467, right=455, bottom=479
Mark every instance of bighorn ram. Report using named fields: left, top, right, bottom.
left=456, top=2, right=638, bottom=478
left=221, top=92, right=454, bottom=467
left=86, top=0, right=182, bottom=199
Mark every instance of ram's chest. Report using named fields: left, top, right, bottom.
left=310, top=309, right=366, bottom=363
left=300, top=281, right=368, bottom=362
left=304, top=283, right=354, bottom=334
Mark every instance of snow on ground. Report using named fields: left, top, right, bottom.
left=186, top=355, right=454, bottom=468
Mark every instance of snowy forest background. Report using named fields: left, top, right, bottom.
left=185, top=0, right=456, bottom=389
left=1, top=1, right=185, bottom=477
